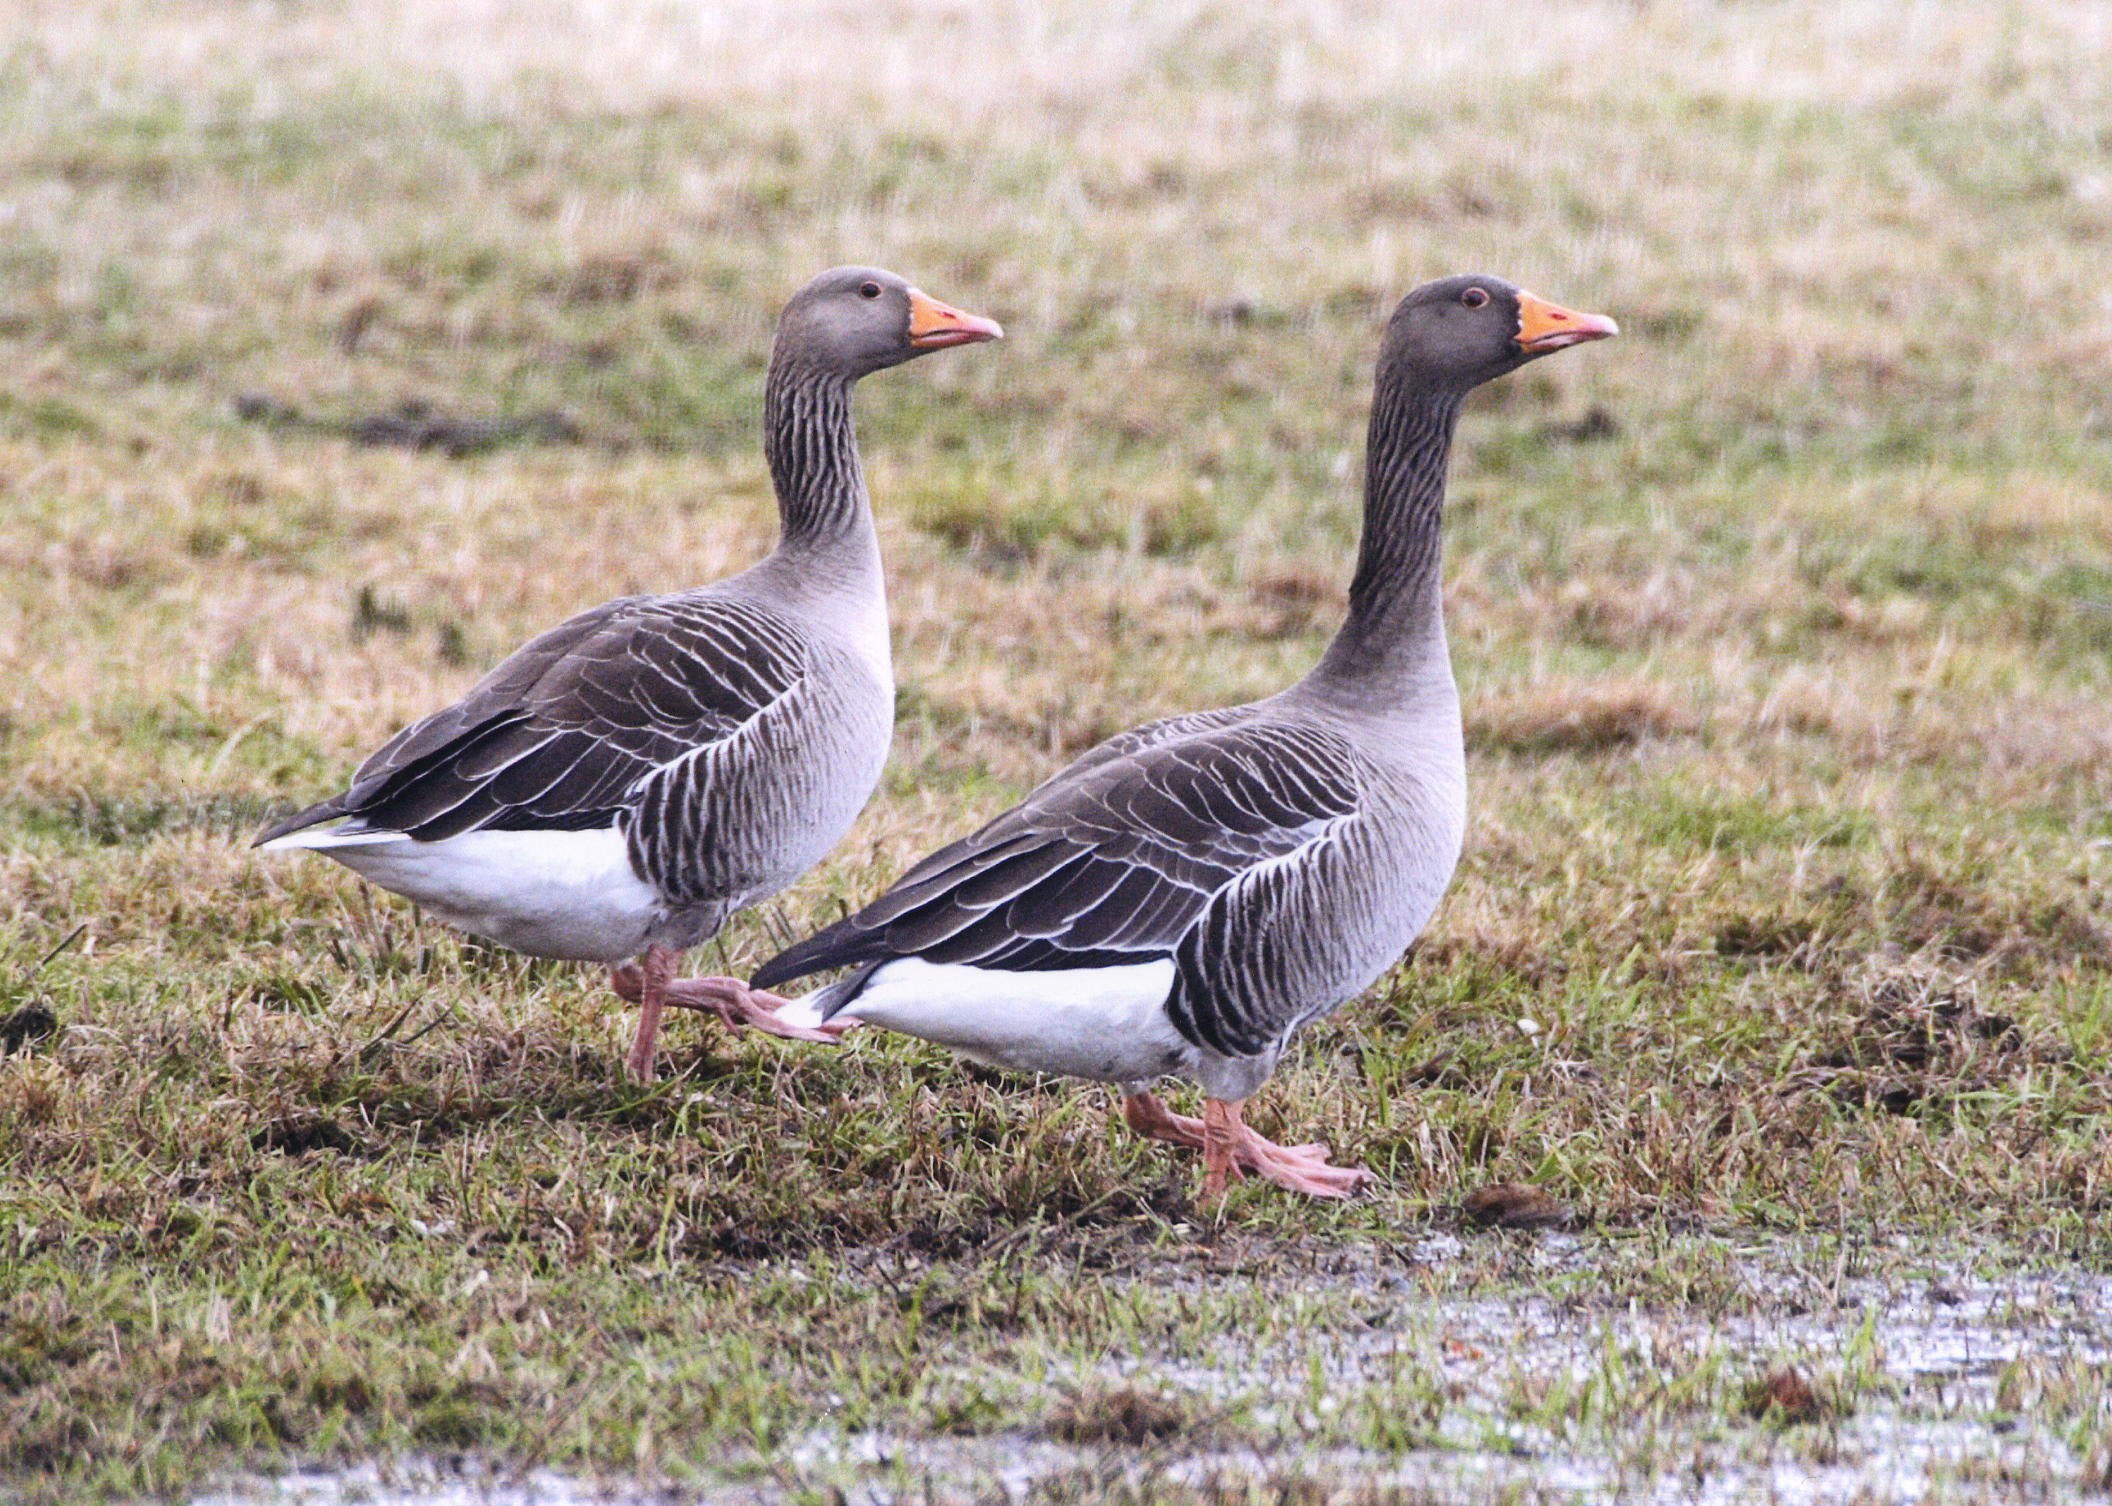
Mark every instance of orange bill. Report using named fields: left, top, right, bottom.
left=908, top=289, right=1005, bottom=349
left=1515, top=291, right=1619, bottom=354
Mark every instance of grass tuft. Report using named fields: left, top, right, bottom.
left=1742, top=1367, right=1840, bottom=1427
left=1046, top=1385, right=1200, bottom=1446
left=1472, top=676, right=1701, bottom=755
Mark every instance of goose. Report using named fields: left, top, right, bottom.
left=256, top=266, right=1002, bottom=1081
left=753, top=275, right=1615, bottom=1197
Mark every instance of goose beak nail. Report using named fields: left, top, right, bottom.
left=907, top=289, right=1004, bottom=349
left=1515, top=292, right=1619, bottom=354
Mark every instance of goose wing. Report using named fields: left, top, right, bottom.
left=1027, top=704, right=1257, bottom=786
left=753, top=715, right=1364, bottom=1057
left=256, top=592, right=810, bottom=846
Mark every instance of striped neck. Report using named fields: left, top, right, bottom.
left=764, top=361, right=868, bottom=546
left=1311, top=377, right=1463, bottom=701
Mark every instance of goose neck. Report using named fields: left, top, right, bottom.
left=764, top=360, right=870, bottom=549
left=1311, top=379, right=1463, bottom=701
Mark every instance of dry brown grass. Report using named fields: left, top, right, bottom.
left=1472, top=674, right=1701, bottom=755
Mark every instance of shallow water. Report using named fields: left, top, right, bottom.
left=191, top=1461, right=643, bottom=1505
left=195, top=1232, right=2112, bottom=1506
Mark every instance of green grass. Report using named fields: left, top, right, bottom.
left=3, top=0, right=2112, bottom=1499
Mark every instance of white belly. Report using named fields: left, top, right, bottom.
left=833, top=956, right=1194, bottom=1083
left=261, top=824, right=661, bottom=963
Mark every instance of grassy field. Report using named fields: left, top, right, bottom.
left=4, top=0, right=2112, bottom=1499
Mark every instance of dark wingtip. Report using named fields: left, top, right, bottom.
left=749, top=949, right=821, bottom=992
left=250, top=798, right=341, bottom=849
left=751, top=923, right=870, bottom=992
left=251, top=818, right=302, bottom=849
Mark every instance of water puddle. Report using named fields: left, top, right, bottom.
left=196, top=1233, right=2112, bottom=1505
left=192, top=1460, right=645, bottom=1505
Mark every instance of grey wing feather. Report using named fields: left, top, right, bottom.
left=344, top=596, right=645, bottom=790
left=1028, top=704, right=1256, bottom=788
left=868, top=704, right=1261, bottom=904
left=753, top=715, right=1364, bottom=1057
left=255, top=592, right=810, bottom=847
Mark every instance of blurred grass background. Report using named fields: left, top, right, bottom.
left=2, top=0, right=2111, bottom=1499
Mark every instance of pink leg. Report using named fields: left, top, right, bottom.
left=619, top=945, right=676, bottom=1082
left=1200, top=1098, right=1240, bottom=1200
left=1193, top=1096, right=1374, bottom=1201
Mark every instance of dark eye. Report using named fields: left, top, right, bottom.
left=1461, top=287, right=1489, bottom=309
left=859, top=281, right=882, bottom=300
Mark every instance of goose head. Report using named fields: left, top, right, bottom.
left=774, top=265, right=1003, bottom=379
left=1380, top=274, right=1616, bottom=393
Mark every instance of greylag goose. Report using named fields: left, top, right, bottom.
left=754, top=275, right=1614, bottom=1197
left=256, top=266, right=1001, bottom=1080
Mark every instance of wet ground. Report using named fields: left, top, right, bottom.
left=192, top=1232, right=2112, bottom=1505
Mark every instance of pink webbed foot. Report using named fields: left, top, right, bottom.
left=609, top=964, right=852, bottom=1045
left=1121, top=1090, right=1209, bottom=1149
left=1194, top=1095, right=1375, bottom=1201
left=1122, top=1091, right=1333, bottom=1162
left=667, top=977, right=854, bottom=1044
left=1225, top=1133, right=1375, bottom=1199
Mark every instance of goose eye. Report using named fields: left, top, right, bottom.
left=1461, top=287, right=1489, bottom=309
left=859, top=281, right=882, bottom=300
